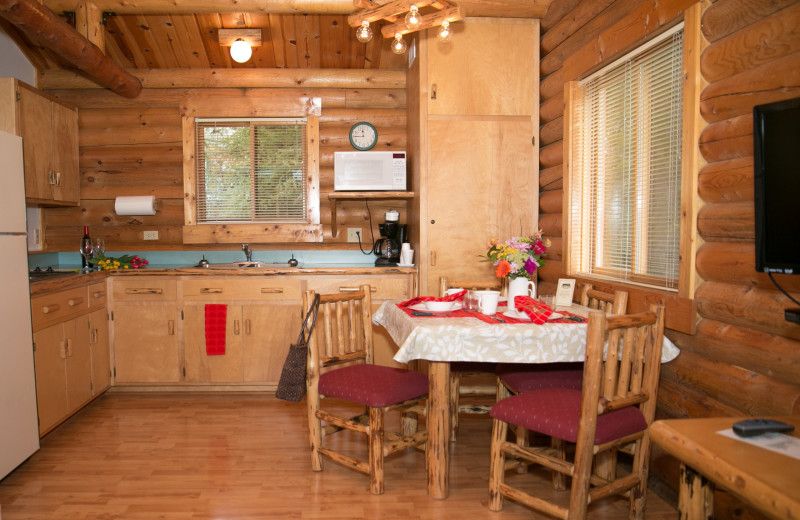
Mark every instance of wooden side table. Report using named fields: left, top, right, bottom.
left=649, top=417, right=800, bottom=520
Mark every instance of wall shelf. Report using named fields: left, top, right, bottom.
left=328, top=191, right=414, bottom=237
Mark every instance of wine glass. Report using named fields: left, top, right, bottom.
left=79, top=238, right=94, bottom=273
left=92, top=238, right=105, bottom=271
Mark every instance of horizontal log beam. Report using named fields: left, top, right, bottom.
left=0, top=0, right=142, bottom=98
left=698, top=157, right=753, bottom=203
left=39, top=68, right=406, bottom=90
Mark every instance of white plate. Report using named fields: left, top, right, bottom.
left=409, top=302, right=461, bottom=313
left=503, top=310, right=564, bottom=321
left=396, top=263, right=415, bottom=267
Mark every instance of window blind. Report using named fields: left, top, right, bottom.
left=570, top=25, right=684, bottom=290
left=195, top=118, right=307, bottom=223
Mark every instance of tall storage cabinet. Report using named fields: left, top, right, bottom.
left=407, top=19, right=539, bottom=294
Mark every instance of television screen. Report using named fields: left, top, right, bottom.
left=753, top=96, right=800, bottom=274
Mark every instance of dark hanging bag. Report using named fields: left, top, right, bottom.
left=275, top=294, right=320, bottom=402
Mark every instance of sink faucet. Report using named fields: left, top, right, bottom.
left=242, top=244, right=253, bottom=262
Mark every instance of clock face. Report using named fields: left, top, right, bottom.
left=349, top=122, right=378, bottom=151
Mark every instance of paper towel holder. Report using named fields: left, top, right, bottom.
left=114, top=196, right=159, bottom=216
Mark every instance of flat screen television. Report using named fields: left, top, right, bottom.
left=753, top=96, right=800, bottom=275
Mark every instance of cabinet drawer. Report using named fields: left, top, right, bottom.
left=31, top=286, right=87, bottom=331
left=182, top=277, right=302, bottom=301
left=88, top=281, right=108, bottom=310
left=305, top=275, right=413, bottom=300
left=112, top=278, right=177, bottom=301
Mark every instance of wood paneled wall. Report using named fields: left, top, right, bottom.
left=42, top=82, right=408, bottom=251
left=537, top=0, right=800, bottom=509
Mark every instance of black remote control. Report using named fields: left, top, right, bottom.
left=732, top=419, right=795, bottom=437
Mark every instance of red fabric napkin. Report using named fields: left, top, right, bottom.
left=514, top=296, right=554, bottom=325
left=205, top=304, right=227, bottom=355
left=398, top=290, right=466, bottom=308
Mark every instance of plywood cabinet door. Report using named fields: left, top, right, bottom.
left=184, top=305, right=244, bottom=383
left=89, top=308, right=111, bottom=395
left=242, top=304, right=301, bottom=384
left=64, top=314, right=92, bottom=411
left=112, top=304, right=180, bottom=383
left=50, top=101, right=80, bottom=204
left=33, top=323, right=68, bottom=435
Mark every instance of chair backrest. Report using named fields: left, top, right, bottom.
left=580, top=284, right=628, bottom=315
left=439, top=276, right=502, bottom=297
left=304, top=284, right=374, bottom=381
left=582, top=304, right=665, bottom=426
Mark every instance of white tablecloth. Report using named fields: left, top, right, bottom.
left=372, top=300, right=681, bottom=365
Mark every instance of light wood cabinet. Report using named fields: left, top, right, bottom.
left=110, top=278, right=180, bottom=384
left=408, top=18, right=539, bottom=294
left=0, top=78, right=79, bottom=205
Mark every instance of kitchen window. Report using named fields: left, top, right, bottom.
left=566, top=24, right=688, bottom=292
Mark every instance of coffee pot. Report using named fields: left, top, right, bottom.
left=372, top=210, right=406, bottom=266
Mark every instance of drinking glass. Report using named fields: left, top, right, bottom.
left=79, top=238, right=94, bottom=273
left=92, top=238, right=105, bottom=270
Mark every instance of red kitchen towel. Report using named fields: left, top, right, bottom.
left=398, top=290, right=466, bottom=308
left=205, top=304, right=227, bottom=355
left=514, top=295, right=553, bottom=325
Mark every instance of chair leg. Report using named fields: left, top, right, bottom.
left=449, top=370, right=461, bottom=442
left=629, top=437, right=652, bottom=520
left=307, top=386, right=323, bottom=472
left=566, top=438, right=594, bottom=520
left=551, top=438, right=567, bottom=490
left=594, top=447, right=617, bottom=481
left=368, top=407, right=385, bottom=495
left=488, top=418, right=509, bottom=512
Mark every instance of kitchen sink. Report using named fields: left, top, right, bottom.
left=202, top=261, right=298, bottom=269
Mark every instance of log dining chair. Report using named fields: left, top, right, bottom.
left=304, top=284, right=428, bottom=495
left=439, top=276, right=502, bottom=441
left=488, top=304, right=666, bottom=520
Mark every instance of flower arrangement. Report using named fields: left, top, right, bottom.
left=486, top=230, right=550, bottom=280
left=95, top=254, right=149, bottom=270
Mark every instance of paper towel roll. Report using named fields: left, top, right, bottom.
left=114, top=196, right=157, bottom=216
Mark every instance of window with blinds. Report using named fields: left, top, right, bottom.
left=195, top=118, right=308, bottom=223
left=568, top=24, right=684, bottom=291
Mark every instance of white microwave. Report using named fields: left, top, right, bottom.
left=334, top=151, right=407, bottom=191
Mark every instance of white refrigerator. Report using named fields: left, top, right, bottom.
left=0, top=129, right=40, bottom=479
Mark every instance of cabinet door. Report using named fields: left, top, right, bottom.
left=64, top=314, right=92, bottom=411
left=51, top=101, right=79, bottom=204
left=426, top=118, right=536, bottom=291
left=184, top=305, right=243, bottom=383
left=89, top=308, right=111, bottom=395
left=242, top=304, right=300, bottom=384
left=113, top=304, right=180, bottom=383
left=33, top=323, right=67, bottom=435
left=17, top=86, right=53, bottom=201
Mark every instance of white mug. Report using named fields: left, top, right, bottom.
left=476, top=290, right=501, bottom=315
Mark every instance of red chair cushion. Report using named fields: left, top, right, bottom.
left=490, top=388, right=648, bottom=445
left=496, top=362, right=583, bottom=392
left=319, top=364, right=428, bottom=408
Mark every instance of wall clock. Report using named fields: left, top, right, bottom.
left=349, top=122, right=378, bottom=151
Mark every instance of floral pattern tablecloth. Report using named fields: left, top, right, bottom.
left=373, top=300, right=681, bottom=365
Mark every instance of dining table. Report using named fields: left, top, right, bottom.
left=372, top=298, right=681, bottom=499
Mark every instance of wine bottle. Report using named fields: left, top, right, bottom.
left=81, top=225, right=91, bottom=270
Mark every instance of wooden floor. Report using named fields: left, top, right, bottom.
left=0, top=392, right=678, bottom=519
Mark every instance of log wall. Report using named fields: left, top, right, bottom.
left=42, top=82, right=408, bottom=251
left=538, top=0, right=800, bottom=510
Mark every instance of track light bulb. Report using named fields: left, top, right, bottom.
left=356, top=20, right=373, bottom=43
left=405, top=5, right=422, bottom=30
left=230, top=38, right=252, bottom=63
left=438, top=20, right=452, bottom=43
left=391, top=33, right=408, bottom=54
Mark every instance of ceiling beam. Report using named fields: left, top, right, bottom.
left=0, top=0, right=141, bottom=98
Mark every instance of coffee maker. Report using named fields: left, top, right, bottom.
left=372, top=210, right=407, bottom=266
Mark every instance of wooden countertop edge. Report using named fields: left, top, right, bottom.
left=30, top=266, right=416, bottom=296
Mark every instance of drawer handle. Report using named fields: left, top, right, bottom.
left=201, top=288, right=223, bottom=294
left=42, top=304, right=61, bottom=314
left=125, top=288, right=163, bottom=295
left=68, top=297, right=84, bottom=307
left=234, top=319, right=240, bottom=335
left=339, top=286, right=377, bottom=293
left=91, top=328, right=98, bottom=344
left=92, top=290, right=106, bottom=298
left=260, top=288, right=284, bottom=294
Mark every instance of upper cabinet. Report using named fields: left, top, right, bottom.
left=0, top=78, right=79, bottom=206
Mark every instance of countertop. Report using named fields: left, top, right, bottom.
left=29, top=264, right=416, bottom=296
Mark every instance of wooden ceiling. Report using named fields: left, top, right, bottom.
left=2, top=0, right=553, bottom=74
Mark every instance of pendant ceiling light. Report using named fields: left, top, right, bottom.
left=218, top=28, right=262, bottom=64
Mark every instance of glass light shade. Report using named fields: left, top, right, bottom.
left=356, top=21, right=373, bottom=43
left=437, top=20, right=452, bottom=42
left=404, top=5, right=422, bottom=30
left=391, top=33, right=407, bottom=54
left=230, top=39, right=252, bottom=63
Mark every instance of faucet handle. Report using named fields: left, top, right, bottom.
left=241, top=243, right=249, bottom=251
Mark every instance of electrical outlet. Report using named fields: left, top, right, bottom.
left=143, top=230, right=158, bottom=240
left=347, top=228, right=362, bottom=243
